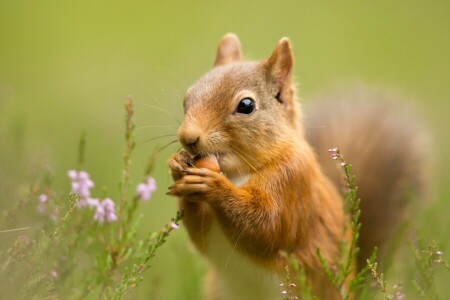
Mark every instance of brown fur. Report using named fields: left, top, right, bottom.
left=304, top=85, right=430, bottom=266
left=168, top=34, right=427, bottom=299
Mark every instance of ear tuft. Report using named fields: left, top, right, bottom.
left=214, top=33, right=242, bottom=67
left=266, top=37, right=294, bottom=88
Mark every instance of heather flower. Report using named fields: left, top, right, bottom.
left=93, top=198, right=117, bottom=224
left=393, top=284, right=404, bottom=300
left=102, top=198, right=118, bottom=222
left=136, top=176, right=157, bottom=201
left=68, top=170, right=95, bottom=208
left=86, top=197, right=100, bottom=208
left=38, top=194, right=48, bottom=203
left=37, top=194, right=48, bottom=213
left=93, top=204, right=105, bottom=224
left=170, top=222, right=179, bottom=230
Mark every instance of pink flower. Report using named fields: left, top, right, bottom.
left=86, top=197, right=100, bottom=208
left=68, top=170, right=77, bottom=180
left=102, top=198, right=118, bottom=222
left=136, top=177, right=157, bottom=201
left=93, top=204, right=105, bottom=224
left=67, top=169, right=118, bottom=223
left=37, top=194, right=48, bottom=213
left=38, top=194, right=48, bottom=203
left=93, top=198, right=117, bottom=224
left=50, top=271, right=58, bottom=279
left=67, top=170, right=95, bottom=208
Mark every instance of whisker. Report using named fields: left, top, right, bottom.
left=201, top=208, right=205, bottom=252
left=140, top=134, right=178, bottom=144
left=232, top=144, right=260, bottom=164
left=157, top=66, right=182, bottom=80
left=230, top=154, right=244, bottom=179
left=166, top=87, right=182, bottom=97
left=155, top=139, right=180, bottom=154
left=208, top=131, right=260, bottom=180
left=229, top=144, right=267, bottom=182
left=225, top=230, right=244, bottom=268
left=136, top=125, right=178, bottom=130
left=141, top=103, right=181, bottom=125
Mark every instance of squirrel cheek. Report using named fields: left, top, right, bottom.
left=194, top=155, right=221, bottom=173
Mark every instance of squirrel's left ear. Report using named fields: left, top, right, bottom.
left=265, top=38, right=294, bottom=88
left=214, top=33, right=242, bottom=67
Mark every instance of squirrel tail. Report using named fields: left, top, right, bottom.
left=304, top=84, right=430, bottom=267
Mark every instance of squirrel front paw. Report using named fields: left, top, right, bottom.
left=168, top=168, right=233, bottom=201
left=168, top=151, right=193, bottom=181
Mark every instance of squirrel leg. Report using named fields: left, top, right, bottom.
left=168, top=152, right=214, bottom=252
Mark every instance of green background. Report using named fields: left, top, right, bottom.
left=1, top=1, right=449, bottom=298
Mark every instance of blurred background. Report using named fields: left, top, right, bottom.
left=1, top=1, right=449, bottom=298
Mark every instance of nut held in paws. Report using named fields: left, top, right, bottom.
left=194, top=155, right=220, bottom=173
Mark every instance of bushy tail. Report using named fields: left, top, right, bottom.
left=304, top=84, right=430, bottom=267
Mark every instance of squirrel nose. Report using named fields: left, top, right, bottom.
left=178, top=124, right=201, bottom=153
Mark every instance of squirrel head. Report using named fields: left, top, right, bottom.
left=178, top=33, right=303, bottom=177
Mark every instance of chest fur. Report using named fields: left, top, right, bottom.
left=205, top=220, right=281, bottom=300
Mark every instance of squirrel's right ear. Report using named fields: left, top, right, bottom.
left=214, top=33, right=242, bottom=67
left=265, top=38, right=294, bottom=88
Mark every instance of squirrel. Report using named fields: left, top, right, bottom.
left=168, top=33, right=428, bottom=300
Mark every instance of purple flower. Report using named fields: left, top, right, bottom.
left=67, top=169, right=118, bottom=223
left=68, top=170, right=77, bottom=180
left=37, top=194, right=51, bottom=214
left=38, top=194, right=48, bottom=203
left=93, top=204, right=105, bottom=224
left=67, top=170, right=95, bottom=208
left=136, top=177, right=157, bottom=201
left=86, top=197, right=100, bottom=208
left=37, top=194, right=48, bottom=213
left=93, top=198, right=117, bottom=224
left=102, top=198, right=118, bottom=222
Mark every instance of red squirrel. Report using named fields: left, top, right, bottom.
left=168, top=33, right=428, bottom=299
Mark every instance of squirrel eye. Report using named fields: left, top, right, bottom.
left=235, top=98, right=255, bottom=114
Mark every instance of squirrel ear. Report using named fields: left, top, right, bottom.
left=214, top=33, right=242, bottom=67
left=266, top=37, right=294, bottom=88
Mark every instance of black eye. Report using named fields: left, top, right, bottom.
left=235, top=98, right=255, bottom=114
